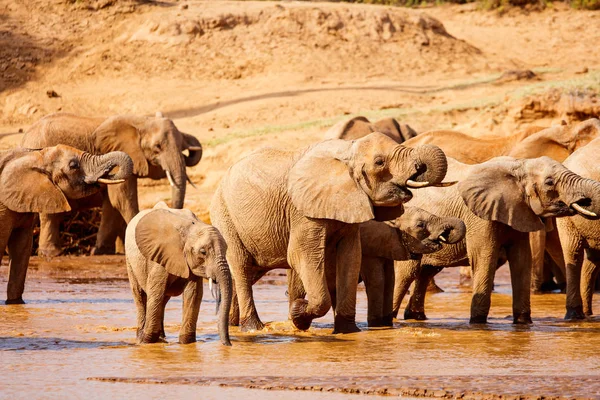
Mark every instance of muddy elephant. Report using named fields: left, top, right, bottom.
left=556, top=137, right=600, bottom=319
left=210, top=132, right=451, bottom=333
left=21, top=112, right=203, bottom=256
left=0, top=145, right=133, bottom=304
left=324, top=116, right=417, bottom=143
left=392, top=156, right=600, bottom=324
left=405, top=119, right=600, bottom=292
left=125, top=202, right=232, bottom=345
left=285, top=207, right=466, bottom=328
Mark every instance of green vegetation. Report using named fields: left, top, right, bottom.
left=327, top=0, right=599, bottom=9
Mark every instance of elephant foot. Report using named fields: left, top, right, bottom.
left=333, top=314, right=360, bottom=334
left=426, top=280, right=444, bottom=293
left=139, top=331, right=167, bottom=344
left=564, top=306, right=586, bottom=321
left=513, top=312, right=533, bottom=324
left=240, top=316, right=265, bottom=332
left=179, top=333, right=197, bottom=344
left=38, top=246, right=62, bottom=258
left=290, top=299, right=313, bottom=331
left=5, top=297, right=25, bottom=305
left=404, top=310, right=427, bottom=321
left=229, top=315, right=240, bottom=327
left=91, top=245, right=116, bottom=256
left=584, top=308, right=593, bottom=317
left=368, top=315, right=393, bottom=327
left=469, top=315, right=488, bottom=324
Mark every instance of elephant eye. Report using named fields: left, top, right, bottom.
left=69, top=160, right=80, bottom=170
left=544, top=177, right=555, bottom=186
left=199, top=248, right=207, bottom=255
left=153, top=143, right=162, bottom=153
left=416, top=220, right=425, bottom=229
left=374, top=157, right=385, bottom=167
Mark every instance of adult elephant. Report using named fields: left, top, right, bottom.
left=0, top=145, right=133, bottom=304
left=404, top=119, right=600, bottom=292
left=210, top=133, right=450, bottom=333
left=21, top=112, right=202, bottom=256
left=556, top=137, right=600, bottom=319
left=392, top=156, right=600, bottom=324
left=324, top=116, right=417, bottom=143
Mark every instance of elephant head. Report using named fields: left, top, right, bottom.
left=135, top=204, right=232, bottom=346
left=0, top=145, right=133, bottom=213
left=393, top=207, right=466, bottom=255
left=288, top=133, right=451, bottom=224
left=92, top=114, right=203, bottom=209
left=324, top=116, right=417, bottom=143
left=458, top=156, right=600, bottom=233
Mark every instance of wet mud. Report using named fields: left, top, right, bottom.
left=2, top=256, right=600, bottom=399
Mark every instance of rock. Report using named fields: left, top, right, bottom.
left=46, top=90, right=60, bottom=98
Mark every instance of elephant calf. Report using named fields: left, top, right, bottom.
left=125, top=202, right=232, bottom=345
left=0, top=145, right=133, bottom=304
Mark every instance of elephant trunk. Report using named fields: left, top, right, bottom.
left=412, top=145, right=449, bottom=186
left=162, top=149, right=187, bottom=209
left=566, top=174, right=600, bottom=218
left=182, top=133, right=203, bottom=167
left=214, top=260, right=233, bottom=346
left=82, top=151, right=134, bottom=184
left=435, top=216, right=467, bottom=244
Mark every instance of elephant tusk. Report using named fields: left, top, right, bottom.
left=187, top=146, right=202, bottom=151
left=166, top=170, right=176, bottom=187
left=406, top=179, right=430, bottom=188
left=209, top=277, right=213, bottom=292
left=186, top=175, right=198, bottom=190
left=438, top=235, right=448, bottom=243
left=571, top=203, right=598, bottom=217
left=432, top=181, right=458, bottom=187
left=98, top=178, right=125, bottom=185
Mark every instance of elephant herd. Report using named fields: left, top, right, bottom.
left=2, top=111, right=600, bottom=346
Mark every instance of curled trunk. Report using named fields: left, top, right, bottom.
left=436, top=216, right=467, bottom=244
left=412, top=145, right=449, bottom=186
left=215, top=262, right=233, bottom=346
left=182, top=133, right=203, bottom=167
left=82, top=151, right=133, bottom=183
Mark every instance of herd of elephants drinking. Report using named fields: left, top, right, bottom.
left=1, top=112, right=600, bottom=346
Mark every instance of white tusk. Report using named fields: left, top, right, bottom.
left=438, top=235, right=448, bottom=243
left=572, top=203, right=597, bottom=217
left=187, top=146, right=202, bottom=151
left=209, top=278, right=213, bottom=292
left=97, top=178, right=125, bottom=185
left=406, top=179, right=430, bottom=188
left=186, top=176, right=197, bottom=190
left=433, top=181, right=458, bottom=187
left=166, top=170, right=176, bottom=187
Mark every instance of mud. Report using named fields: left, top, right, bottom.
left=2, top=256, right=600, bottom=399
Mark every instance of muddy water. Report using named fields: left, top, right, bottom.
left=2, top=257, right=600, bottom=399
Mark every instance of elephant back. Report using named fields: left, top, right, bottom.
left=21, top=113, right=103, bottom=151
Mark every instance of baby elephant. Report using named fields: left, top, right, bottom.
left=125, top=203, right=232, bottom=345
left=0, top=145, right=133, bottom=304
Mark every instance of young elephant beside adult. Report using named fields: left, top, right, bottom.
left=324, top=116, right=417, bottom=143
left=286, top=207, right=466, bottom=328
left=125, top=202, right=232, bottom=345
left=210, top=133, right=451, bottom=334
left=392, top=156, right=600, bottom=324
left=0, top=145, right=133, bottom=304
left=556, top=137, right=600, bottom=320
left=21, top=112, right=203, bottom=256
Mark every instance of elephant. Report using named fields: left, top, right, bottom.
left=285, top=207, right=466, bottom=328
left=21, top=112, right=203, bottom=256
left=210, top=132, right=451, bottom=334
left=125, top=202, right=232, bottom=345
left=391, top=156, right=600, bottom=324
left=555, top=137, right=600, bottom=319
left=324, top=116, right=417, bottom=143
left=0, top=145, right=133, bottom=304
left=404, top=119, right=600, bottom=292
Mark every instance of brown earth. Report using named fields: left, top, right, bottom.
left=1, top=0, right=599, bottom=222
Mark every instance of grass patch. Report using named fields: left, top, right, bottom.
left=508, top=70, right=600, bottom=99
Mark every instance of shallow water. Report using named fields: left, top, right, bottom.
left=2, top=256, right=600, bottom=399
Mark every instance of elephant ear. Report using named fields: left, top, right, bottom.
left=93, top=116, right=149, bottom=176
left=135, top=209, right=190, bottom=279
left=323, top=116, right=372, bottom=140
left=0, top=150, right=71, bottom=213
left=288, top=142, right=374, bottom=224
left=457, top=159, right=545, bottom=233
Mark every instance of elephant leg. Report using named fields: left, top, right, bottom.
left=381, top=260, right=395, bottom=326
left=361, top=256, right=386, bottom=327
left=126, top=260, right=147, bottom=341
left=426, top=277, right=444, bottom=293
left=582, top=250, right=600, bottom=316
left=287, top=268, right=307, bottom=311
left=469, top=245, right=500, bottom=324
left=333, top=227, right=362, bottom=334
left=405, top=265, right=442, bottom=321
left=140, top=266, right=169, bottom=343
left=230, top=270, right=267, bottom=326
left=506, top=238, right=533, bottom=324
left=529, top=229, right=546, bottom=293
left=37, top=213, right=64, bottom=257
left=179, top=281, right=203, bottom=344
left=6, top=221, right=34, bottom=304
left=557, top=220, right=586, bottom=320
left=392, top=259, right=421, bottom=319
left=93, top=196, right=124, bottom=255
left=545, top=227, right=566, bottom=292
